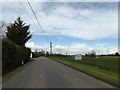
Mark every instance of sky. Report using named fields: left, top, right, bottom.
left=1, top=1, right=119, bottom=55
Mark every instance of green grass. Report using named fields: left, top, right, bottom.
left=3, top=59, right=35, bottom=83
left=51, top=56, right=119, bottom=72
left=48, top=56, right=119, bottom=86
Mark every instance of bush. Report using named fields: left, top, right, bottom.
left=2, top=38, right=31, bottom=75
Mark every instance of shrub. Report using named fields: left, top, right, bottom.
left=2, top=38, right=31, bottom=75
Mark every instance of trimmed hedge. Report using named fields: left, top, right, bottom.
left=2, top=38, right=31, bottom=75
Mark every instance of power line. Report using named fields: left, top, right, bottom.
left=18, top=0, right=50, bottom=52
left=19, top=0, right=52, bottom=53
left=18, top=0, right=42, bottom=43
left=18, top=0, right=35, bottom=24
left=26, top=0, right=50, bottom=42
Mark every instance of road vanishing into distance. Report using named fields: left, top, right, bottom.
left=3, top=57, right=115, bottom=88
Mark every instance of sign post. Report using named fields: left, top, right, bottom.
left=30, top=53, right=32, bottom=58
left=22, top=59, right=24, bottom=66
left=75, top=54, right=82, bottom=64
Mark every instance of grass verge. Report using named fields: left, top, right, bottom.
left=48, top=57, right=119, bottom=87
left=2, top=58, right=35, bottom=84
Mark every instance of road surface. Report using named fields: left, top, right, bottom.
left=3, top=57, right=115, bottom=88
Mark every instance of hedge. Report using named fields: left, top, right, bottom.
left=2, top=38, right=31, bottom=75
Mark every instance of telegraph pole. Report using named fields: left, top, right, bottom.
left=50, top=42, right=52, bottom=54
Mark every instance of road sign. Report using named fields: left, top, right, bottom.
left=75, top=54, right=82, bottom=60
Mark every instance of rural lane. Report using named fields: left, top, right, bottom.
left=3, top=57, right=115, bottom=88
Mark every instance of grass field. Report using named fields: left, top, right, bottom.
left=48, top=56, right=119, bottom=86
left=51, top=56, right=119, bottom=72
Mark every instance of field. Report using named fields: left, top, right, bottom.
left=51, top=56, right=119, bottom=72
left=48, top=56, right=119, bottom=86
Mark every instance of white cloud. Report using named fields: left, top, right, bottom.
left=1, top=0, right=119, bottom=2
left=26, top=42, right=43, bottom=52
left=30, top=3, right=118, bottom=40
left=2, top=2, right=118, bottom=40
left=53, top=43, right=118, bottom=55
left=26, top=42, right=118, bottom=55
left=94, top=43, right=106, bottom=46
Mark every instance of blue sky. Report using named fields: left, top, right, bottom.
left=1, top=1, right=118, bottom=54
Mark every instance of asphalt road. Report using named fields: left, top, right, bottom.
left=3, top=57, right=115, bottom=88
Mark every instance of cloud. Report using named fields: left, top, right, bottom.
left=26, top=42, right=118, bottom=55
left=1, top=0, right=119, bottom=2
left=30, top=2, right=118, bottom=40
left=94, top=43, right=106, bottom=46
left=53, top=43, right=93, bottom=54
left=2, top=2, right=118, bottom=40
left=26, top=42, right=43, bottom=52
left=54, top=43, right=118, bottom=55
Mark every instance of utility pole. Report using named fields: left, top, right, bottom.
left=50, top=42, right=52, bottom=54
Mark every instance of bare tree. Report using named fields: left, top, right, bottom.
left=0, top=21, right=7, bottom=38
left=87, top=50, right=96, bottom=57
